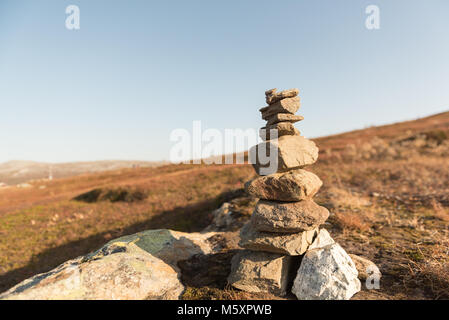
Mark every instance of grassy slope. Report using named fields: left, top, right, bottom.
left=0, top=111, right=448, bottom=298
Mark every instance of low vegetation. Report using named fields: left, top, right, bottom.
left=0, top=111, right=448, bottom=299
left=73, top=187, right=149, bottom=203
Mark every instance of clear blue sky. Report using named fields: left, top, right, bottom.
left=1, top=0, right=448, bottom=163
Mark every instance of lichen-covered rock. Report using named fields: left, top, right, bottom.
left=292, top=243, right=361, bottom=300
left=250, top=135, right=319, bottom=175
left=227, top=250, right=292, bottom=295
left=0, top=229, right=219, bottom=300
left=245, top=169, right=322, bottom=201
left=251, top=199, right=329, bottom=233
left=239, top=223, right=317, bottom=255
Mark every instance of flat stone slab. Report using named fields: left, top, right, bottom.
left=266, top=114, right=304, bottom=126
left=227, top=250, right=292, bottom=295
left=239, top=223, right=318, bottom=255
left=259, top=122, right=300, bottom=141
left=250, top=135, right=319, bottom=175
left=260, top=96, right=300, bottom=120
left=251, top=199, right=329, bottom=233
left=292, top=243, right=361, bottom=300
left=245, top=169, right=323, bottom=201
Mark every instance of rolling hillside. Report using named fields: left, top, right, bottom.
left=0, top=111, right=448, bottom=299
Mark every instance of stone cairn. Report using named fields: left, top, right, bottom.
left=227, top=88, right=361, bottom=300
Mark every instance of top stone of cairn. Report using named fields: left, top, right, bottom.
left=265, top=88, right=299, bottom=105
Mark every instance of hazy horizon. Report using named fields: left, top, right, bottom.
left=1, top=108, right=447, bottom=164
left=1, top=0, right=449, bottom=163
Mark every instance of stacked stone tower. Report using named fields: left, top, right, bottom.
left=227, top=88, right=361, bottom=299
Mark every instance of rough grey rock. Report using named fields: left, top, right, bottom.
left=260, top=96, right=300, bottom=120
left=227, top=250, right=292, bottom=295
left=245, top=169, right=323, bottom=201
left=259, top=122, right=300, bottom=141
left=250, top=135, right=319, bottom=175
left=307, top=229, right=335, bottom=250
left=0, top=229, right=219, bottom=300
left=292, top=243, right=361, bottom=300
left=239, top=223, right=317, bottom=255
left=251, top=200, right=329, bottom=233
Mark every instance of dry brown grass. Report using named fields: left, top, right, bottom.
left=403, top=240, right=449, bottom=299
left=431, top=199, right=449, bottom=222
left=322, top=187, right=374, bottom=233
left=332, top=211, right=371, bottom=233
left=326, top=187, right=372, bottom=208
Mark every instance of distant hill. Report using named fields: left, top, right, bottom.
left=0, top=160, right=167, bottom=185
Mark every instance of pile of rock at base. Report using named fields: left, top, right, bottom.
left=227, top=88, right=361, bottom=300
